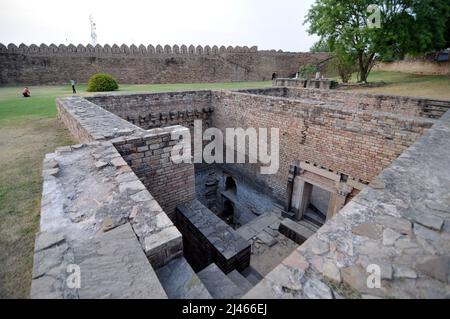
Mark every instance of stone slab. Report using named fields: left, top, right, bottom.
left=197, top=263, right=243, bottom=299
left=31, top=224, right=167, bottom=299
left=156, top=257, right=212, bottom=299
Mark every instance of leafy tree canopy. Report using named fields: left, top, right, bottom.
left=305, top=0, right=450, bottom=82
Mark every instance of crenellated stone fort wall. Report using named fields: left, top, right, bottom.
left=0, top=43, right=330, bottom=85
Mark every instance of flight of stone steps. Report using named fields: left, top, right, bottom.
left=156, top=257, right=262, bottom=299
left=421, top=99, right=450, bottom=119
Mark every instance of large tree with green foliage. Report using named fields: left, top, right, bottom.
left=305, top=0, right=450, bottom=82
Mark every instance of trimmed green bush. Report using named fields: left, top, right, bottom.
left=298, top=64, right=319, bottom=79
left=87, top=73, right=119, bottom=92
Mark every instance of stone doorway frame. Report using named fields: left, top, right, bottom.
left=285, top=161, right=366, bottom=222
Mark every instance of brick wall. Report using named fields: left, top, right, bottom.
left=0, top=43, right=330, bottom=85
left=86, top=91, right=213, bottom=130
left=284, top=88, right=450, bottom=119
left=210, top=90, right=435, bottom=202
left=113, top=131, right=196, bottom=220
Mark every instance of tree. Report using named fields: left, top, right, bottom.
left=305, top=0, right=450, bottom=82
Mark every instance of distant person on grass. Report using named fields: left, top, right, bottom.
left=70, top=79, right=77, bottom=94
left=22, top=87, right=30, bottom=97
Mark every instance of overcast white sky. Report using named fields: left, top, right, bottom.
left=0, top=0, right=319, bottom=52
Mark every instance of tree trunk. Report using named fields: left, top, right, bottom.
left=357, top=52, right=374, bottom=83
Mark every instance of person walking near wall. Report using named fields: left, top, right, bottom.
left=70, top=80, right=77, bottom=94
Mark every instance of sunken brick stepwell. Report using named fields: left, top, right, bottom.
left=33, top=86, right=450, bottom=299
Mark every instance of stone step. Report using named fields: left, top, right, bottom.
left=281, top=210, right=295, bottom=219
left=279, top=218, right=317, bottom=245
left=156, top=257, right=212, bottom=299
left=304, top=208, right=326, bottom=227
left=227, top=270, right=254, bottom=293
left=299, top=217, right=321, bottom=233
left=197, top=263, right=244, bottom=299
left=240, top=265, right=264, bottom=286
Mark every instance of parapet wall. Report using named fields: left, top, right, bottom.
left=374, top=59, right=450, bottom=76
left=56, top=96, right=196, bottom=219
left=0, top=43, right=330, bottom=85
left=283, top=88, right=450, bottom=119
left=86, top=90, right=213, bottom=130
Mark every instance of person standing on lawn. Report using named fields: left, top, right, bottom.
left=70, top=79, right=77, bottom=94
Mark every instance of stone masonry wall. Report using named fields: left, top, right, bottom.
left=0, top=43, right=330, bottom=85
left=211, top=90, right=435, bottom=203
left=86, top=91, right=213, bottom=130
left=56, top=96, right=195, bottom=220
left=176, top=200, right=251, bottom=274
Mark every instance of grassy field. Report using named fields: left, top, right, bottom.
left=338, top=71, right=450, bottom=100
left=0, top=80, right=271, bottom=299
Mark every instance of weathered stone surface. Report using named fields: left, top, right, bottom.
left=414, top=223, right=441, bottom=243
left=257, top=231, right=278, bottom=247
left=411, top=213, right=444, bottom=231
left=197, top=263, right=243, bottom=299
left=382, top=228, right=402, bottom=246
left=31, top=223, right=167, bottom=299
left=100, top=217, right=114, bottom=232
left=34, top=232, right=65, bottom=252
left=110, top=157, right=127, bottom=168
left=311, top=239, right=330, bottom=255
left=144, top=226, right=181, bottom=257
left=76, top=224, right=167, bottom=299
left=227, top=270, right=254, bottom=294
left=393, top=265, right=417, bottom=279
left=322, top=259, right=341, bottom=283
left=94, top=160, right=108, bottom=169
left=352, top=222, right=382, bottom=240
left=130, top=190, right=152, bottom=202
left=119, top=180, right=146, bottom=195
left=416, top=256, right=450, bottom=283
left=156, top=257, right=212, bottom=299
left=282, top=251, right=309, bottom=271
left=35, top=142, right=184, bottom=298
left=341, top=265, right=372, bottom=294
left=303, top=278, right=333, bottom=299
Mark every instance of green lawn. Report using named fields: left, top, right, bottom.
left=0, top=80, right=271, bottom=299
left=335, top=71, right=450, bottom=100
left=0, top=81, right=272, bottom=121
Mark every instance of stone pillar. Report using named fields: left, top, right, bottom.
left=326, top=193, right=346, bottom=220
left=291, top=176, right=313, bottom=221
left=326, top=183, right=352, bottom=220
left=285, top=165, right=297, bottom=212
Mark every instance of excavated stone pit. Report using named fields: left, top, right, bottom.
left=32, top=86, right=450, bottom=299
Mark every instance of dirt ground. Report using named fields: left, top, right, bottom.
left=250, top=233, right=299, bottom=276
